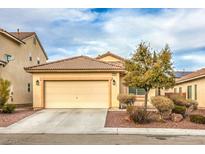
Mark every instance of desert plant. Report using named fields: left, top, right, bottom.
left=0, top=78, right=11, bottom=108
left=190, top=114, right=205, bottom=124
left=172, top=105, right=187, bottom=117
left=117, top=94, right=136, bottom=106
left=131, top=108, right=150, bottom=124
left=151, top=96, right=174, bottom=120
left=169, top=94, right=190, bottom=107
left=187, top=99, right=198, bottom=110
left=2, top=104, right=16, bottom=113
left=126, top=105, right=136, bottom=115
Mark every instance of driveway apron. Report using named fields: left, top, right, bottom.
left=0, top=109, right=108, bottom=134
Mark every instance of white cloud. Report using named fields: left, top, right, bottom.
left=1, top=8, right=205, bottom=70
left=181, top=54, right=205, bottom=64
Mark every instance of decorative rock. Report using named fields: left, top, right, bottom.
left=186, top=105, right=194, bottom=115
left=120, top=103, right=127, bottom=109
left=171, top=113, right=183, bottom=122
left=162, top=111, right=172, bottom=120
left=124, top=116, right=132, bottom=122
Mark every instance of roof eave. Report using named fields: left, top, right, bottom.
left=34, top=34, right=48, bottom=60
left=176, top=74, right=205, bottom=84
left=25, top=69, right=125, bottom=73
left=0, top=30, right=25, bottom=44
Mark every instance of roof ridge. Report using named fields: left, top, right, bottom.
left=96, top=51, right=125, bottom=61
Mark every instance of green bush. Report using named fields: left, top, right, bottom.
left=187, top=99, right=198, bottom=110
left=190, top=114, right=205, bottom=124
left=2, top=104, right=16, bottom=113
left=0, top=78, right=11, bottom=108
left=169, top=94, right=190, bottom=107
left=151, top=96, right=174, bottom=119
left=172, top=105, right=186, bottom=117
left=117, top=94, right=136, bottom=106
left=131, top=108, right=150, bottom=124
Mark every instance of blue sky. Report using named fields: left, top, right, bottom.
left=1, top=8, right=205, bottom=71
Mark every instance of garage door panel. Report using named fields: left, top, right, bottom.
left=45, top=81, right=109, bottom=108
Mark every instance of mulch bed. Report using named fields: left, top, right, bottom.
left=0, top=109, right=36, bottom=127
left=105, top=109, right=205, bottom=129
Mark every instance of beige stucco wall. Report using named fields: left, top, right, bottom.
left=98, top=55, right=121, bottom=62
left=32, top=72, right=120, bottom=109
left=168, top=78, right=205, bottom=108
left=0, top=33, right=47, bottom=104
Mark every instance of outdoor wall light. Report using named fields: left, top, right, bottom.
left=113, top=79, right=116, bottom=86
left=36, top=80, right=40, bottom=86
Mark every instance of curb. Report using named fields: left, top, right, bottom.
left=1, top=127, right=205, bottom=136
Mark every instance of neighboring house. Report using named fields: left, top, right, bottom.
left=0, top=28, right=48, bottom=105
left=169, top=68, right=205, bottom=108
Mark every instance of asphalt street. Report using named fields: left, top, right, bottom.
left=0, top=134, right=205, bottom=145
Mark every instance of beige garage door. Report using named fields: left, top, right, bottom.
left=45, top=80, right=109, bottom=108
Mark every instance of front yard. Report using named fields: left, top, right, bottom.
left=0, top=108, right=36, bottom=127
left=105, top=109, right=205, bottom=129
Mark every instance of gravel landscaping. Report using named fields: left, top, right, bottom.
left=105, top=109, right=205, bottom=129
left=0, top=108, right=36, bottom=127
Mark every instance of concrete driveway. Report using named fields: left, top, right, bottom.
left=0, top=109, right=108, bottom=134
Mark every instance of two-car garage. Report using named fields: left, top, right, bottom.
left=44, top=80, right=109, bottom=108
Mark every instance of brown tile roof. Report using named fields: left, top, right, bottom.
left=176, top=68, right=205, bottom=84
left=96, top=51, right=125, bottom=61
left=25, top=56, right=125, bottom=73
left=9, top=32, right=35, bottom=40
left=106, top=61, right=125, bottom=68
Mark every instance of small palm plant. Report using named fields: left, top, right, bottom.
left=0, top=78, right=11, bottom=108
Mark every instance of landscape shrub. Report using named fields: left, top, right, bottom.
left=172, top=105, right=187, bottom=117
left=2, top=104, right=16, bottom=113
left=151, top=96, right=174, bottom=120
left=126, top=105, right=136, bottom=115
left=187, top=99, right=198, bottom=110
left=190, top=114, right=205, bottom=124
left=169, top=94, right=190, bottom=107
left=131, top=108, right=150, bottom=124
left=117, top=94, right=136, bottom=106
left=0, top=78, right=11, bottom=108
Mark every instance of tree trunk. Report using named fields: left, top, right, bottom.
left=158, top=88, right=161, bottom=96
left=144, top=90, right=149, bottom=112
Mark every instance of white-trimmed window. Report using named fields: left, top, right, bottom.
left=37, top=57, right=40, bottom=64
left=128, top=87, right=145, bottom=95
left=4, top=54, right=13, bottom=62
left=194, top=85, right=197, bottom=100
left=29, top=53, right=32, bottom=61
left=187, top=85, right=192, bottom=99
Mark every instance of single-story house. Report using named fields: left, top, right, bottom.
left=25, top=52, right=128, bottom=109
left=169, top=68, right=205, bottom=108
